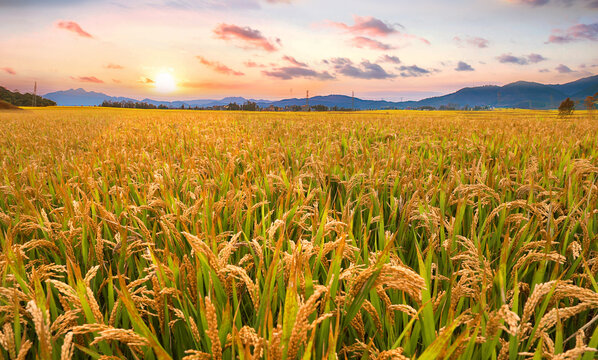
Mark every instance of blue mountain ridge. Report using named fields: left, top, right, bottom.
left=42, top=75, right=598, bottom=109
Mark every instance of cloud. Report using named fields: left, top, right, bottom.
left=140, top=77, right=155, bottom=84
left=397, top=65, right=431, bottom=77
left=497, top=54, right=528, bottom=65
left=1, top=67, right=16, bottom=75
left=506, top=0, right=598, bottom=8
left=555, top=64, right=574, bottom=73
left=112, top=79, right=121, bottom=83
left=71, top=76, right=103, bottom=83
left=547, top=23, right=598, bottom=43
left=454, top=36, right=489, bottom=48
left=244, top=61, right=266, bottom=68
left=497, top=53, right=547, bottom=65
left=455, top=61, right=474, bottom=71
left=213, top=23, right=278, bottom=51
left=350, top=36, right=395, bottom=50
left=378, top=55, right=401, bottom=64
left=330, top=58, right=396, bottom=79
left=262, top=66, right=334, bottom=80
left=282, top=55, right=307, bottom=67
left=327, top=15, right=399, bottom=37
left=506, top=0, right=549, bottom=5
left=181, top=81, right=246, bottom=89
left=105, top=63, right=124, bottom=70
left=325, top=15, right=429, bottom=46
left=0, top=0, right=90, bottom=7
left=197, top=56, right=244, bottom=76
left=539, top=68, right=550, bottom=72
left=527, top=53, right=547, bottom=63
left=55, top=20, right=93, bottom=38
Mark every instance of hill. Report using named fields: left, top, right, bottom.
left=40, top=74, right=598, bottom=110
left=0, top=99, right=21, bottom=110
left=0, top=86, right=56, bottom=107
left=43, top=88, right=137, bottom=106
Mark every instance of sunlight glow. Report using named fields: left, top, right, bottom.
left=155, top=72, right=176, bottom=93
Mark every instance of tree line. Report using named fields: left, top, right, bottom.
left=0, top=86, right=56, bottom=107
left=558, top=93, right=598, bottom=116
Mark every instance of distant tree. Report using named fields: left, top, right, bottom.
left=0, top=86, right=55, bottom=107
left=558, top=97, right=575, bottom=116
left=311, top=104, right=328, bottom=111
left=241, top=101, right=259, bottom=111
left=584, top=95, right=596, bottom=111
left=227, top=102, right=241, bottom=110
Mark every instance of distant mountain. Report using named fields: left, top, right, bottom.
left=267, top=94, right=405, bottom=110
left=549, top=75, right=598, bottom=100
left=404, top=75, right=598, bottom=109
left=41, top=75, right=598, bottom=110
left=414, top=81, right=566, bottom=109
left=44, top=88, right=137, bottom=106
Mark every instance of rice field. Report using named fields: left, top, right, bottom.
left=0, top=107, right=597, bottom=360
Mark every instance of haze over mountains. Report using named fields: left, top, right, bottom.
left=43, top=75, right=598, bottom=110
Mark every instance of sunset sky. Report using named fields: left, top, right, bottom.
left=1, top=0, right=597, bottom=101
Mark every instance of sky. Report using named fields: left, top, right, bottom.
left=0, top=0, right=597, bottom=101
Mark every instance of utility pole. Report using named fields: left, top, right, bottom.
left=352, top=90, right=355, bottom=111
left=306, top=90, right=309, bottom=111
left=32, top=81, right=37, bottom=107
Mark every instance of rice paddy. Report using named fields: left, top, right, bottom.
left=0, top=107, right=597, bottom=359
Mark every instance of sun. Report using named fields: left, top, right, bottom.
left=155, top=72, right=176, bottom=93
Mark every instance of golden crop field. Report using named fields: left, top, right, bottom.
left=0, top=107, right=597, bottom=360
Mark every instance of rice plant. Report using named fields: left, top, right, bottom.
left=0, top=108, right=596, bottom=359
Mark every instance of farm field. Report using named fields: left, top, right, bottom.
left=0, top=107, right=597, bottom=359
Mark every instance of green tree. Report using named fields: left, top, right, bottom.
left=558, top=97, right=575, bottom=116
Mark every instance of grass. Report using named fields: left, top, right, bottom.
left=0, top=107, right=596, bottom=360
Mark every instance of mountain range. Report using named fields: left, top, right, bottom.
left=42, top=75, right=598, bottom=110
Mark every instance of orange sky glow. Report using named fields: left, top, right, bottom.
left=0, top=0, right=597, bottom=101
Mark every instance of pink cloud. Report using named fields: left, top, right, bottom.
left=197, top=56, right=244, bottom=76
left=326, top=16, right=429, bottom=45
left=350, top=36, right=396, bottom=50
left=105, top=63, right=124, bottom=70
left=213, top=24, right=278, bottom=52
left=328, top=15, right=398, bottom=37
left=282, top=55, right=307, bottom=67
left=56, top=21, right=93, bottom=38
left=454, top=36, right=489, bottom=48
left=71, top=76, right=103, bottom=83
left=401, top=33, right=430, bottom=45
left=555, top=64, right=574, bottom=73
left=547, top=22, right=598, bottom=43
left=506, top=0, right=549, bottom=5
left=244, top=61, right=266, bottom=68
left=181, top=81, right=246, bottom=89
left=1, top=67, right=16, bottom=75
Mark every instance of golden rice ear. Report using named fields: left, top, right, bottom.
left=0, top=323, right=16, bottom=359
left=60, top=332, right=74, bottom=360
left=26, top=300, right=52, bottom=356
left=204, top=296, right=222, bottom=360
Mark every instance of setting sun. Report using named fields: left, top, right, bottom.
left=154, top=72, right=176, bottom=93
